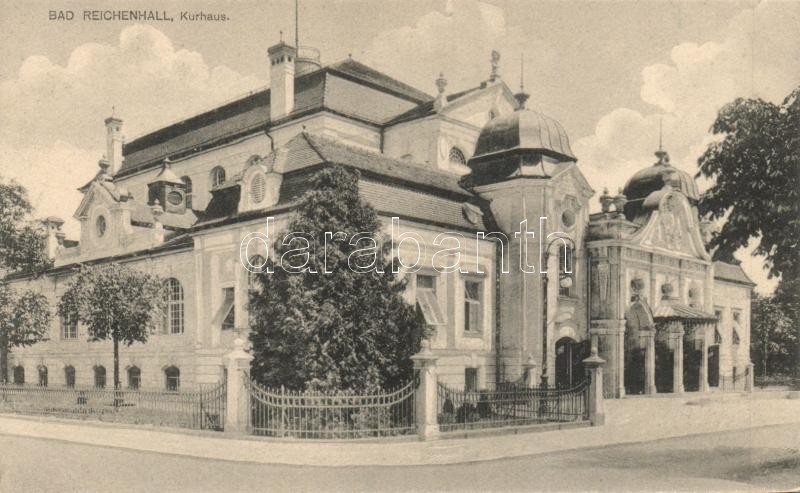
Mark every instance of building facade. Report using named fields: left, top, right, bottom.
left=5, top=42, right=753, bottom=395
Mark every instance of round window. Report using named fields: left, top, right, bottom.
left=250, top=174, right=266, bottom=204
left=561, top=209, right=576, bottom=229
left=96, top=215, right=107, bottom=237
left=167, top=190, right=183, bottom=206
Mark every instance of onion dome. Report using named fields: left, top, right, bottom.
left=471, top=108, right=576, bottom=163
left=622, top=149, right=700, bottom=203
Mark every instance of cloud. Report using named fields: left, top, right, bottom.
left=362, top=0, right=551, bottom=95
left=0, top=24, right=265, bottom=238
left=573, top=0, right=799, bottom=294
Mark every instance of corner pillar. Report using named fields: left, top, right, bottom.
left=582, top=348, right=606, bottom=426
left=411, top=341, right=439, bottom=440
left=223, top=338, right=253, bottom=434
left=745, top=362, right=755, bottom=392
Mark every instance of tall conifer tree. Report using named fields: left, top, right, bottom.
left=248, top=166, right=427, bottom=392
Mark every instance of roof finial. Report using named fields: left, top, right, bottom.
left=111, top=105, right=116, bottom=118
left=513, top=54, right=529, bottom=110
left=295, top=0, right=299, bottom=49
left=658, top=116, right=663, bottom=152
left=655, top=116, right=669, bottom=165
left=489, top=50, right=500, bottom=82
left=279, top=30, right=283, bottom=42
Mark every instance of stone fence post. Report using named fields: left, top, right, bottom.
left=223, top=338, right=253, bottom=434
left=522, top=354, right=538, bottom=389
left=411, top=340, right=439, bottom=440
left=745, top=362, right=755, bottom=392
left=582, top=347, right=606, bottom=426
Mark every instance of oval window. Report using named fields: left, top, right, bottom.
left=250, top=174, right=266, bottom=204
left=96, top=215, right=107, bottom=237
left=167, top=190, right=183, bottom=206
left=561, top=209, right=576, bottom=229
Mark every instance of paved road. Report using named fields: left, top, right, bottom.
left=1, top=423, right=799, bottom=492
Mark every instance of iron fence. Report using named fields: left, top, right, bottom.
left=0, top=382, right=226, bottom=431
left=437, top=380, right=589, bottom=433
left=719, top=374, right=745, bottom=392
left=247, top=380, right=416, bottom=439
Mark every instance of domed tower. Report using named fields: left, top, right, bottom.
left=622, top=148, right=700, bottom=221
left=465, top=90, right=593, bottom=386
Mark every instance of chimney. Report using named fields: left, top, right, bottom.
left=268, top=41, right=297, bottom=121
left=42, top=216, right=65, bottom=259
left=105, top=115, right=124, bottom=176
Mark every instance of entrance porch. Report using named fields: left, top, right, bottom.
left=624, top=300, right=717, bottom=396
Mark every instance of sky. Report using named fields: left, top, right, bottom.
left=1, top=0, right=798, bottom=293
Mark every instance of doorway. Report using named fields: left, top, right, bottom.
left=555, top=338, right=589, bottom=388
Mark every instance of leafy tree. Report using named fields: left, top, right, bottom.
left=750, top=294, right=796, bottom=378
left=1, top=177, right=53, bottom=382
left=697, top=87, right=800, bottom=375
left=58, top=263, right=165, bottom=390
left=697, top=86, right=799, bottom=280
left=0, top=286, right=51, bottom=383
left=0, top=178, right=51, bottom=275
left=249, top=166, right=427, bottom=392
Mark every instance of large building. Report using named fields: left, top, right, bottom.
left=6, top=41, right=754, bottom=397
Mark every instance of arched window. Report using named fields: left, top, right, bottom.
left=163, top=278, right=185, bottom=334
left=181, top=176, right=193, bottom=209
left=164, top=366, right=180, bottom=392
left=210, top=166, right=226, bottom=188
left=449, top=147, right=467, bottom=167
left=64, top=366, right=76, bottom=387
left=558, top=246, right=574, bottom=297
left=12, top=366, right=24, bottom=385
left=38, top=366, right=48, bottom=387
left=94, top=366, right=106, bottom=389
left=127, top=366, right=141, bottom=390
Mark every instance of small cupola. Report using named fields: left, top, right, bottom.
left=147, top=158, right=187, bottom=214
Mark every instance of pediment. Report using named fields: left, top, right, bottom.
left=440, top=82, right=517, bottom=128
left=631, top=191, right=710, bottom=261
left=73, top=180, right=119, bottom=220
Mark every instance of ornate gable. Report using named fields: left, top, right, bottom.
left=632, top=190, right=710, bottom=261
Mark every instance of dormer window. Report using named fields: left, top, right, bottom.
left=449, top=147, right=466, bottom=167
left=211, top=166, right=226, bottom=188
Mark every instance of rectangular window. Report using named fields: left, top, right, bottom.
left=416, top=274, right=445, bottom=327
left=60, top=316, right=77, bottom=340
left=417, top=274, right=437, bottom=293
left=465, top=368, right=478, bottom=392
left=221, top=287, right=236, bottom=331
left=464, top=279, right=482, bottom=333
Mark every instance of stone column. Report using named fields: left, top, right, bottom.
left=522, top=354, right=538, bottom=389
left=643, top=329, right=656, bottom=395
left=411, top=340, right=439, bottom=440
left=671, top=325, right=684, bottom=394
left=223, top=338, right=253, bottom=434
left=745, top=362, right=755, bottom=392
left=582, top=348, right=606, bottom=426
left=699, top=329, right=709, bottom=392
